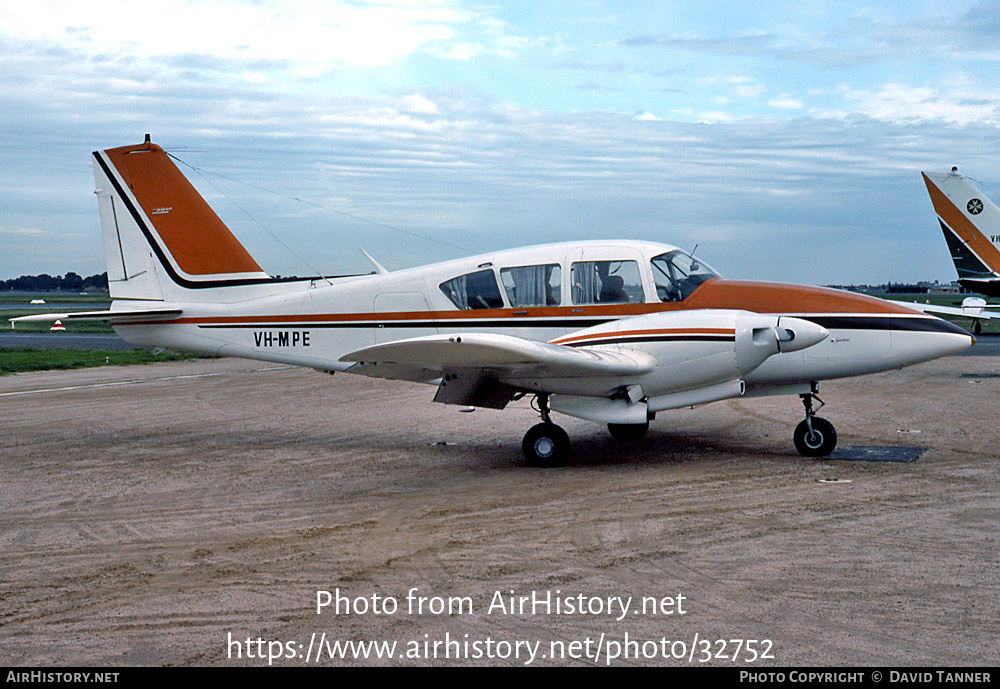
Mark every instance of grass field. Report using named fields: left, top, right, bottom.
left=5, top=314, right=115, bottom=334
left=3, top=291, right=114, bottom=334
left=0, top=349, right=215, bottom=375
left=0, top=291, right=110, bottom=304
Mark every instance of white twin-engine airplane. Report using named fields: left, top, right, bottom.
left=14, top=138, right=975, bottom=466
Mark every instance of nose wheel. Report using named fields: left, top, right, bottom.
left=523, top=394, right=569, bottom=467
left=794, top=386, right=837, bottom=457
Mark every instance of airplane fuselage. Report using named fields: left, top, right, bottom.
left=115, top=239, right=972, bottom=397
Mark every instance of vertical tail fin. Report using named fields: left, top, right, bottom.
left=922, top=169, right=1000, bottom=289
left=93, top=136, right=270, bottom=300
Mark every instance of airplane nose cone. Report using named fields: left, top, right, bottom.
left=776, top=317, right=829, bottom=353
left=933, top=332, right=976, bottom=357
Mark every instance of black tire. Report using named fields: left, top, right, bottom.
left=974, top=320, right=983, bottom=336
left=608, top=421, right=649, bottom=442
left=522, top=423, right=570, bottom=467
left=794, top=417, right=837, bottom=457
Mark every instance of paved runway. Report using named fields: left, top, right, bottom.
left=962, top=333, right=1000, bottom=355
left=1, top=355, right=997, bottom=666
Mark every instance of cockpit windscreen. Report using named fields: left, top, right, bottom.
left=650, top=250, right=719, bottom=302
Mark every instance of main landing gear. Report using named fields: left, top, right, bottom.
left=522, top=394, right=570, bottom=467
left=521, top=387, right=838, bottom=465
left=793, top=384, right=837, bottom=457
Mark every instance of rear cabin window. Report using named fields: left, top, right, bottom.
left=439, top=269, right=505, bottom=310
left=570, top=260, right=644, bottom=305
left=500, top=264, right=562, bottom=307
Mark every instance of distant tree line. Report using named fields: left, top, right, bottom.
left=826, top=281, right=970, bottom=294
left=0, top=272, right=108, bottom=292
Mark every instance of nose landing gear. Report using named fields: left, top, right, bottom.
left=522, top=394, right=570, bottom=467
left=794, top=385, right=837, bottom=457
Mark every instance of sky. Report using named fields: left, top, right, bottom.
left=4, top=0, right=1000, bottom=285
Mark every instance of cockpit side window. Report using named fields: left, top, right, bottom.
left=500, top=264, right=561, bottom=307
left=650, top=250, right=719, bottom=302
left=440, top=269, right=505, bottom=310
left=570, top=260, right=643, bottom=305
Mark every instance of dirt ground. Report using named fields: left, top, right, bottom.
left=1, top=355, right=997, bottom=666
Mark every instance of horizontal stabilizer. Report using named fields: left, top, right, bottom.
left=340, top=332, right=657, bottom=377
left=10, top=308, right=182, bottom=327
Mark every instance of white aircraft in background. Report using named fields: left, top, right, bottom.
left=13, top=137, right=974, bottom=466
left=902, top=168, right=1000, bottom=334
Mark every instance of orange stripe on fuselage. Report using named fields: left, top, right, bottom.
left=130, top=279, right=919, bottom=327
left=922, top=172, right=1000, bottom=270
left=104, top=142, right=264, bottom=277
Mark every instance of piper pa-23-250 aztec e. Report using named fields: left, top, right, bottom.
left=13, top=137, right=975, bottom=466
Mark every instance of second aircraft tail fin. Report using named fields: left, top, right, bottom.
left=921, top=169, right=1000, bottom=289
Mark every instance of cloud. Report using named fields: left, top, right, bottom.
left=768, top=94, right=804, bottom=110
left=5, top=82, right=1000, bottom=285
left=618, top=7, right=1000, bottom=71
left=0, top=226, right=52, bottom=237
left=438, top=43, right=484, bottom=61
left=2, top=1, right=471, bottom=69
left=842, top=82, right=1000, bottom=126
left=620, top=30, right=884, bottom=69
left=402, top=94, right=439, bottom=114
left=5, top=0, right=1000, bottom=287
left=733, top=83, right=765, bottom=99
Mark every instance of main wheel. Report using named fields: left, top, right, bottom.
left=794, top=417, right=837, bottom=457
left=522, top=423, right=570, bottom=467
left=607, top=421, right=649, bottom=442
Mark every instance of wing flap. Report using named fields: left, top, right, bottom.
left=888, top=301, right=1000, bottom=320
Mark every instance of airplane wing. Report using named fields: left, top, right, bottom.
left=9, top=308, right=183, bottom=328
left=888, top=300, right=1000, bottom=321
left=339, top=332, right=657, bottom=409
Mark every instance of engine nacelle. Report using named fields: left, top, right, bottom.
left=547, top=309, right=827, bottom=424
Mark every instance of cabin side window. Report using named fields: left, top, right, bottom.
left=439, top=269, right=505, bottom=310
left=499, top=264, right=562, bottom=307
left=570, top=260, right=643, bottom=305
